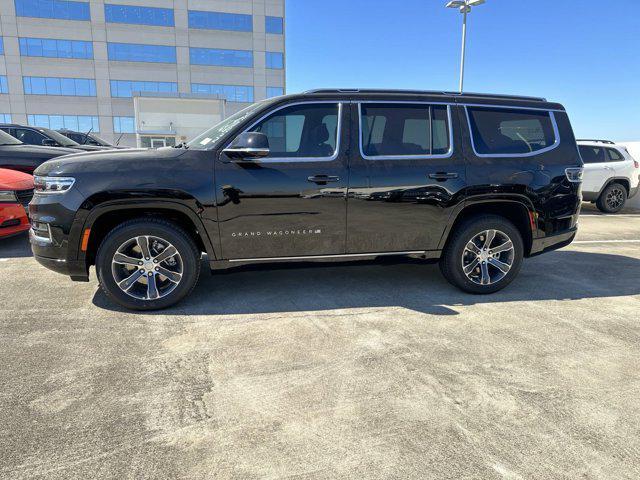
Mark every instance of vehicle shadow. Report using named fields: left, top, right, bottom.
left=92, top=249, right=640, bottom=316
left=0, top=233, right=32, bottom=259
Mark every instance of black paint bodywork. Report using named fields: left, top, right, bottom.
left=0, top=143, right=80, bottom=174
left=29, top=91, right=582, bottom=282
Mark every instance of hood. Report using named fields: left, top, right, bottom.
left=34, top=147, right=188, bottom=176
left=2, top=144, right=80, bottom=157
left=72, top=144, right=113, bottom=151
left=0, top=168, right=34, bottom=190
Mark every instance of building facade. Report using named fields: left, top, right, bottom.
left=0, top=0, right=285, bottom=146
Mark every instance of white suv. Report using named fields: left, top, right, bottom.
left=578, top=140, right=640, bottom=213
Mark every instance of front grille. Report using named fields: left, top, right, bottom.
left=16, top=189, right=34, bottom=209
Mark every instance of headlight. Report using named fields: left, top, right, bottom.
left=0, top=190, right=18, bottom=203
left=34, top=176, right=75, bottom=194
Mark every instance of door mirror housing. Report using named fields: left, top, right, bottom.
left=223, top=132, right=270, bottom=159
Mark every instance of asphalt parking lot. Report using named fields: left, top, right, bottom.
left=1, top=204, right=639, bottom=480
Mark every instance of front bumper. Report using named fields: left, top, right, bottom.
left=0, top=203, right=30, bottom=238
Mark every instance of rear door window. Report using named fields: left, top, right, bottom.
left=360, top=104, right=450, bottom=158
left=13, top=128, right=49, bottom=146
left=578, top=146, right=607, bottom=164
left=467, top=107, right=557, bottom=156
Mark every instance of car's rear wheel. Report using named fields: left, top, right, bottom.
left=439, top=215, right=524, bottom=294
left=96, top=218, right=201, bottom=310
left=596, top=182, right=627, bottom=213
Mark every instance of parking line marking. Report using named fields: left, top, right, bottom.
left=573, top=239, right=640, bottom=244
left=581, top=214, right=640, bottom=217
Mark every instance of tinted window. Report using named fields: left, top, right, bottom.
left=19, top=37, right=93, bottom=59
left=467, top=107, right=556, bottom=155
left=15, top=0, right=90, bottom=21
left=0, top=128, right=21, bottom=144
left=188, top=10, right=252, bottom=31
left=13, top=128, right=48, bottom=145
left=607, top=148, right=624, bottom=161
left=105, top=4, right=174, bottom=26
left=265, top=16, right=283, bottom=34
left=578, top=145, right=607, bottom=164
left=110, top=80, right=177, bottom=97
left=107, top=43, right=176, bottom=63
left=249, top=103, right=339, bottom=159
left=360, top=104, right=450, bottom=157
left=23, top=76, right=96, bottom=96
left=189, top=48, right=252, bottom=67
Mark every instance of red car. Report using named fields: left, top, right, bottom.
left=0, top=168, right=33, bottom=238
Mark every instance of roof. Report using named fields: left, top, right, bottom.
left=303, top=88, right=548, bottom=102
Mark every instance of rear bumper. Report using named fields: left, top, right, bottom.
left=629, top=182, right=639, bottom=199
left=529, top=228, right=577, bottom=257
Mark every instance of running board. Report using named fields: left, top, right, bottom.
left=228, top=251, right=431, bottom=263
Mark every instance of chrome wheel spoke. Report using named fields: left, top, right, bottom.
left=492, top=240, right=513, bottom=254
left=147, top=273, right=159, bottom=299
left=465, top=241, right=481, bottom=255
left=488, top=257, right=510, bottom=273
left=155, top=266, right=182, bottom=284
left=137, top=236, right=151, bottom=259
left=483, top=229, right=496, bottom=249
left=463, top=257, right=479, bottom=275
left=154, top=245, right=178, bottom=264
left=118, top=269, right=144, bottom=291
left=480, top=262, right=491, bottom=285
left=113, top=252, right=141, bottom=266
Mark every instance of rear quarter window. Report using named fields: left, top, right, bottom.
left=467, top=107, right=557, bottom=156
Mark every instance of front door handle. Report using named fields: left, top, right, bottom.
left=308, top=175, right=340, bottom=185
left=428, top=172, right=459, bottom=181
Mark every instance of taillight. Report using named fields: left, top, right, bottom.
left=565, top=167, right=583, bottom=183
left=634, top=160, right=639, bottom=169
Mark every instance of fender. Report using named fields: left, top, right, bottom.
left=73, top=197, right=219, bottom=264
left=437, top=194, right=538, bottom=251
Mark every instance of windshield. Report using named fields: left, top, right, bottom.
left=187, top=101, right=267, bottom=150
left=40, top=128, right=80, bottom=147
left=0, top=129, right=22, bottom=146
left=88, top=134, right=111, bottom=146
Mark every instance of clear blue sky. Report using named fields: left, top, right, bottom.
left=284, top=0, right=640, bottom=141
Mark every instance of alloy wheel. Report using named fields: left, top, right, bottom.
left=606, top=187, right=624, bottom=210
left=111, top=235, right=183, bottom=301
left=461, top=229, right=515, bottom=285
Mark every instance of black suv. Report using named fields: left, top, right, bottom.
left=29, top=90, right=583, bottom=310
left=0, top=128, right=79, bottom=174
left=0, top=124, right=109, bottom=152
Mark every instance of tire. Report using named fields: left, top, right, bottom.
left=596, top=182, right=627, bottom=213
left=96, top=218, right=201, bottom=310
left=439, top=215, right=524, bottom=294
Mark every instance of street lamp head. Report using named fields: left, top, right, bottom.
left=446, top=0, right=486, bottom=11
left=445, top=1, right=466, bottom=8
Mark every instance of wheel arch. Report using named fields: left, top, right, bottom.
left=599, top=177, right=630, bottom=196
left=439, top=198, right=535, bottom=256
left=79, top=200, right=217, bottom=268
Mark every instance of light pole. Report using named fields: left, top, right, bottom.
left=446, top=0, right=486, bottom=93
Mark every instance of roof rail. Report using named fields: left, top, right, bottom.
left=577, top=139, right=615, bottom=144
left=302, top=88, right=547, bottom=102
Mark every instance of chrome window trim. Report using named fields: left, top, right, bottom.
left=464, top=106, right=561, bottom=159
left=224, top=101, right=343, bottom=164
left=357, top=101, right=454, bottom=161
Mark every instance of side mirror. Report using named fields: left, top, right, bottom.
left=42, top=139, right=57, bottom=147
left=223, top=132, right=269, bottom=160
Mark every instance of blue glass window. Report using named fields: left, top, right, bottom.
left=0, top=38, right=4, bottom=55
left=266, top=51, right=284, bottom=69
left=23, top=76, right=96, bottom=96
left=266, top=86, right=284, bottom=98
left=15, top=0, right=90, bottom=21
left=110, top=80, right=177, bottom=98
left=107, top=43, right=176, bottom=63
left=191, top=84, right=253, bottom=102
left=0, top=114, right=11, bottom=123
left=105, top=4, right=174, bottom=27
left=0, top=76, right=8, bottom=94
left=188, top=10, right=252, bottom=32
left=265, top=16, right=283, bottom=34
left=113, top=116, right=135, bottom=133
left=189, top=48, right=252, bottom=67
left=28, top=114, right=99, bottom=132
left=19, top=37, right=93, bottom=59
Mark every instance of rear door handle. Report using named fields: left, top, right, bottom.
left=308, top=175, right=340, bottom=184
left=428, top=172, right=459, bottom=181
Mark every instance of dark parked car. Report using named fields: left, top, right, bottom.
left=57, top=129, right=127, bottom=149
left=0, top=128, right=78, bottom=174
left=0, top=124, right=110, bottom=152
left=29, top=89, right=583, bottom=310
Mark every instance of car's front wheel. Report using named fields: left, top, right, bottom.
left=596, top=182, right=627, bottom=213
left=439, top=215, right=524, bottom=294
left=95, top=218, right=201, bottom=310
